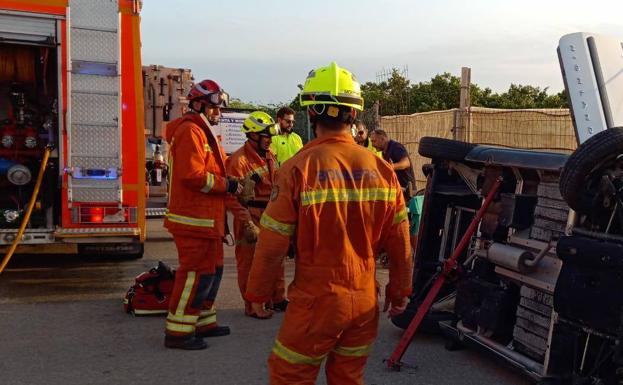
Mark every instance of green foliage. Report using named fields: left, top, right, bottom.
left=359, top=69, right=568, bottom=115
left=228, top=98, right=258, bottom=110
left=228, top=98, right=280, bottom=117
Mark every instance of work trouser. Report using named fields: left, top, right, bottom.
left=234, top=209, right=286, bottom=315
left=165, top=235, right=224, bottom=337
left=268, top=290, right=379, bottom=385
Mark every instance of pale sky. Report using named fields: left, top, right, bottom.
left=140, top=0, right=623, bottom=105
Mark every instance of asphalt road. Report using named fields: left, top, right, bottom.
left=0, top=218, right=531, bottom=385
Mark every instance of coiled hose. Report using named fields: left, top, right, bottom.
left=0, top=145, right=52, bottom=274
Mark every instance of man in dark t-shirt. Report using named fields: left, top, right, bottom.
left=370, top=129, right=416, bottom=201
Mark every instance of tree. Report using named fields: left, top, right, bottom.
left=359, top=68, right=568, bottom=115
left=228, top=98, right=281, bottom=117
left=410, top=72, right=461, bottom=112
left=228, top=98, right=258, bottom=110
left=360, top=69, right=411, bottom=115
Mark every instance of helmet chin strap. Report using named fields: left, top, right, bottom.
left=191, top=100, right=219, bottom=124
left=189, top=100, right=205, bottom=115
left=247, top=134, right=268, bottom=157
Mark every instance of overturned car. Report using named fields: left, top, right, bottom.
left=390, top=32, right=623, bottom=385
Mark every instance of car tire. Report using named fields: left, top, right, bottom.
left=418, top=137, right=476, bottom=161
left=559, top=127, right=623, bottom=213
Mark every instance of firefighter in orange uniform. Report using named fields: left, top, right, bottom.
left=163, top=79, right=242, bottom=350
left=245, top=62, right=414, bottom=384
left=226, top=111, right=288, bottom=318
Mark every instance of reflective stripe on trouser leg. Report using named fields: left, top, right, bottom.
left=166, top=270, right=199, bottom=336
left=196, top=307, right=217, bottom=328
left=325, top=344, right=373, bottom=385
left=325, top=297, right=378, bottom=385
left=166, top=236, right=218, bottom=337
left=268, top=343, right=324, bottom=385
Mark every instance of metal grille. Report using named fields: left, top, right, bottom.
left=55, top=227, right=140, bottom=235
left=146, top=208, right=167, bottom=218
left=72, top=156, right=119, bottom=170
left=69, top=0, right=118, bottom=31
left=71, top=74, right=118, bottom=93
left=71, top=184, right=119, bottom=203
left=70, top=28, right=117, bottom=63
left=70, top=93, right=118, bottom=125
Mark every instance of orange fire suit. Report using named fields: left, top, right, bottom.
left=226, top=141, right=286, bottom=316
left=163, top=112, right=232, bottom=338
left=245, top=132, right=413, bottom=385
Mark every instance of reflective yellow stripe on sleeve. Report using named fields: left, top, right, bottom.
left=201, top=173, right=216, bottom=193
left=272, top=340, right=327, bottom=366
left=333, top=344, right=373, bottom=357
left=246, top=165, right=269, bottom=180
left=260, top=214, right=295, bottom=236
left=165, top=212, right=215, bottom=227
left=300, top=188, right=397, bottom=206
left=167, top=156, right=174, bottom=205
left=393, top=207, right=408, bottom=224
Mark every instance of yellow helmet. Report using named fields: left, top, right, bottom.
left=299, top=62, right=364, bottom=111
left=241, top=111, right=280, bottom=136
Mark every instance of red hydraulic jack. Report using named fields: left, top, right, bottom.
left=385, top=176, right=503, bottom=370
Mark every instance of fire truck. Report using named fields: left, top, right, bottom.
left=0, top=0, right=146, bottom=259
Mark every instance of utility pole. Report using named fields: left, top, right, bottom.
left=372, top=101, right=380, bottom=130
left=455, top=67, right=471, bottom=141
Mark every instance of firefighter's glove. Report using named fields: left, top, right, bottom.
left=226, top=177, right=244, bottom=195
left=242, top=220, right=260, bottom=243
left=383, top=283, right=408, bottom=318
left=238, top=174, right=257, bottom=204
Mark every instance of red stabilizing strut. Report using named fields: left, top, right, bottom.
left=386, top=176, right=503, bottom=370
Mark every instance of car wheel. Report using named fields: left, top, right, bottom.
left=559, top=127, right=623, bottom=213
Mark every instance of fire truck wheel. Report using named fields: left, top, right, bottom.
left=418, top=137, right=476, bottom=161
left=560, top=127, right=623, bottom=213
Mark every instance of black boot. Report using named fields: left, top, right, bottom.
left=197, top=325, right=231, bottom=338
left=164, top=335, right=207, bottom=350
left=271, top=300, right=289, bottom=312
